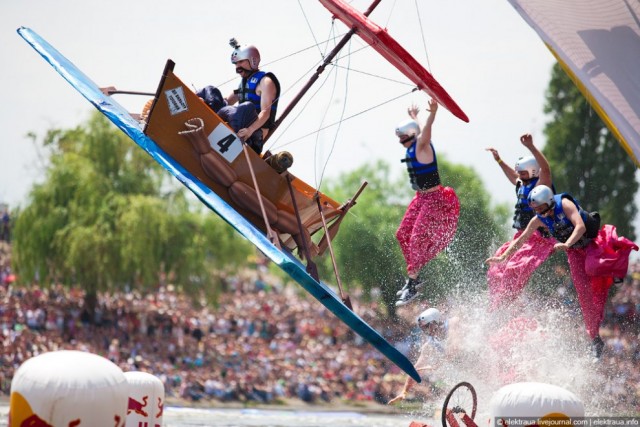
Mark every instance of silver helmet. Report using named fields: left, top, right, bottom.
left=229, top=38, right=260, bottom=70
left=528, top=185, right=554, bottom=208
left=514, top=156, right=540, bottom=179
left=417, top=308, right=443, bottom=327
left=395, top=119, right=420, bottom=138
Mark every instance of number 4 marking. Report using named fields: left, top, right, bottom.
left=208, top=123, right=242, bottom=162
left=217, top=134, right=237, bottom=154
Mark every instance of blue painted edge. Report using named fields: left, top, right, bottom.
left=17, top=26, right=420, bottom=382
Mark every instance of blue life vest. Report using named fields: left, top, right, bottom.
left=513, top=178, right=539, bottom=229
left=536, top=193, right=593, bottom=248
left=402, top=140, right=441, bottom=191
left=235, top=71, right=280, bottom=131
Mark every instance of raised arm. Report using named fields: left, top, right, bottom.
left=486, top=147, right=518, bottom=185
left=406, top=98, right=438, bottom=164
left=417, top=98, right=437, bottom=148
left=520, top=134, right=552, bottom=187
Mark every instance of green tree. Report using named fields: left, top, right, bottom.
left=12, top=112, right=252, bottom=305
left=543, top=63, right=638, bottom=239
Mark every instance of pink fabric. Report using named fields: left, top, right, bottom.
left=396, top=186, right=460, bottom=276
left=488, top=229, right=556, bottom=309
left=585, top=224, right=638, bottom=278
left=567, top=248, right=610, bottom=340
left=488, top=317, right=542, bottom=384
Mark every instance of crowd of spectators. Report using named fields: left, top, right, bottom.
left=1, top=240, right=640, bottom=410
left=0, top=249, right=408, bottom=405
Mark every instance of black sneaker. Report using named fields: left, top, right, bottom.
left=395, top=286, right=419, bottom=306
left=591, top=336, right=605, bottom=359
left=396, top=277, right=424, bottom=297
left=613, top=277, right=624, bottom=284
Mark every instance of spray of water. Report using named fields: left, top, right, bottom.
left=400, top=286, right=621, bottom=420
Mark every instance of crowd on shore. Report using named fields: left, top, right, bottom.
left=1, top=241, right=640, bottom=409
left=0, top=247, right=409, bottom=405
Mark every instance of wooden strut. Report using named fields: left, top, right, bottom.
left=284, top=173, right=319, bottom=281
left=142, top=60, right=176, bottom=135
left=99, top=87, right=156, bottom=121
left=241, top=143, right=282, bottom=249
left=102, top=89, right=156, bottom=97
left=315, top=193, right=353, bottom=310
left=264, top=0, right=382, bottom=143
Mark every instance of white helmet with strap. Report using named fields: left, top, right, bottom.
left=514, top=155, right=540, bottom=178
left=528, top=185, right=555, bottom=208
left=395, top=119, right=420, bottom=138
left=230, top=37, right=260, bottom=70
left=417, top=308, right=443, bottom=327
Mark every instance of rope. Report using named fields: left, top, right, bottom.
left=274, top=88, right=418, bottom=150
left=316, top=39, right=352, bottom=190
left=331, top=64, right=415, bottom=87
left=314, top=26, right=342, bottom=188
left=414, top=0, right=432, bottom=73
left=264, top=55, right=338, bottom=155
left=298, top=0, right=324, bottom=58
left=385, top=0, right=399, bottom=28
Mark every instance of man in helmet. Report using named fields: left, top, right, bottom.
left=394, top=99, right=460, bottom=306
left=486, top=185, right=637, bottom=359
left=226, top=39, right=281, bottom=145
left=484, top=134, right=555, bottom=309
left=388, top=307, right=448, bottom=404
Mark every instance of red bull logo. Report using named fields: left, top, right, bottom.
left=156, top=397, right=164, bottom=418
left=9, top=391, right=127, bottom=427
left=127, top=395, right=149, bottom=417
left=17, top=414, right=54, bottom=427
left=9, top=391, right=83, bottom=427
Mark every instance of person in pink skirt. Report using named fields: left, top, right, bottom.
left=485, top=135, right=556, bottom=310
left=394, top=99, right=460, bottom=306
left=486, top=185, right=637, bottom=358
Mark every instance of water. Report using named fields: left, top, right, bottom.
left=0, top=404, right=431, bottom=427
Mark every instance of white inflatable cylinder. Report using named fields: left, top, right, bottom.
left=124, top=371, right=165, bottom=427
left=489, top=382, right=584, bottom=426
left=9, top=350, right=128, bottom=427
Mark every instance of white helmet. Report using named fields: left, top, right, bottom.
left=514, top=156, right=540, bottom=179
left=417, top=308, right=443, bottom=327
left=395, top=119, right=420, bottom=138
left=528, top=185, right=554, bottom=208
left=230, top=38, right=260, bottom=70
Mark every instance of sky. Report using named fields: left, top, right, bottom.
left=1, top=0, right=638, bottom=234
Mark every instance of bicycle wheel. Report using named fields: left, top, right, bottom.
left=441, top=381, right=477, bottom=427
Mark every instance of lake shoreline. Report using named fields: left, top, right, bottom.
left=162, top=396, right=414, bottom=414
left=0, top=395, right=422, bottom=415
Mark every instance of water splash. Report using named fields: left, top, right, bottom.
left=403, top=288, right=621, bottom=420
